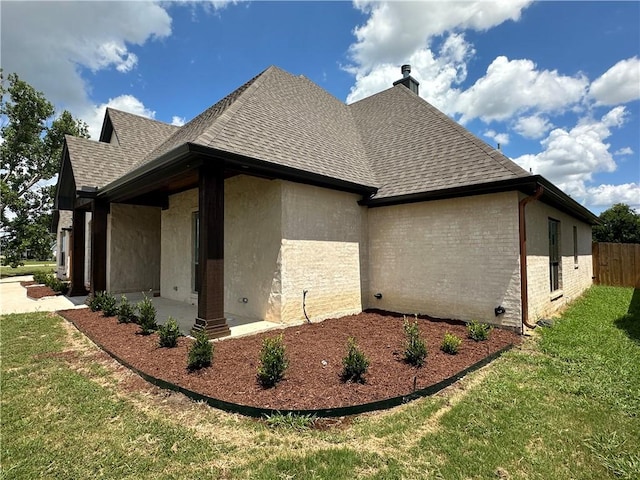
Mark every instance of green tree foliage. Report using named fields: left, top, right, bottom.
left=0, top=71, right=89, bottom=266
left=593, top=203, right=640, bottom=244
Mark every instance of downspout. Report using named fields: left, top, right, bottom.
left=519, top=185, right=544, bottom=333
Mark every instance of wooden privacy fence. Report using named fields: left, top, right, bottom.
left=592, top=242, right=640, bottom=288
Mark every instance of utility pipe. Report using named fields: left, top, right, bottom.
left=519, top=185, right=544, bottom=332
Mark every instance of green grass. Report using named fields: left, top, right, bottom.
left=0, top=262, right=55, bottom=278
left=1, top=286, right=638, bottom=479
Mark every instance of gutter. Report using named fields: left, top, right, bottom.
left=519, top=185, right=544, bottom=332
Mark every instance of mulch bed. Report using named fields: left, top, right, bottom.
left=57, top=309, right=521, bottom=411
left=20, top=281, right=38, bottom=287
left=25, top=285, right=61, bottom=299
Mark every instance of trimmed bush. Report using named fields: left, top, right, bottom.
left=257, top=334, right=288, bottom=388
left=32, top=270, right=51, bottom=285
left=440, top=332, right=462, bottom=355
left=47, top=277, right=69, bottom=294
left=187, top=331, right=213, bottom=371
left=467, top=320, right=492, bottom=341
left=117, top=295, right=137, bottom=324
left=158, top=317, right=181, bottom=348
left=101, top=292, right=118, bottom=317
left=137, top=294, right=157, bottom=335
left=403, top=315, right=427, bottom=367
left=341, top=337, right=369, bottom=383
left=89, top=291, right=106, bottom=312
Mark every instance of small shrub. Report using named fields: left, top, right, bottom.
left=341, top=337, right=369, bottom=383
left=32, top=271, right=51, bottom=285
left=48, top=278, right=69, bottom=294
left=137, top=294, right=157, bottom=335
left=101, top=292, right=118, bottom=317
left=403, top=314, right=427, bottom=367
left=467, top=320, right=492, bottom=341
left=187, top=331, right=213, bottom=371
left=257, top=334, right=288, bottom=388
left=158, top=317, right=181, bottom=348
left=117, top=295, right=137, bottom=324
left=440, top=332, right=462, bottom=354
left=89, top=291, right=106, bottom=312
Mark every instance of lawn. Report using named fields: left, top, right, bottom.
left=0, top=261, right=55, bottom=278
left=1, top=286, right=638, bottom=479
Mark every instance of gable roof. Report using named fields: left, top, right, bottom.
left=65, top=135, right=129, bottom=189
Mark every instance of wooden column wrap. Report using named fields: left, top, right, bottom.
left=193, top=164, right=230, bottom=339
left=90, top=200, right=108, bottom=295
left=68, top=209, right=87, bottom=296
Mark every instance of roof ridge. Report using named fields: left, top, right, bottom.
left=192, top=66, right=275, bottom=147
left=106, top=107, right=177, bottom=128
left=393, top=86, right=529, bottom=178
left=141, top=67, right=269, bottom=163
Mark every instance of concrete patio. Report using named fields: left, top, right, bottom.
left=0, top=276, right=282, bottom=339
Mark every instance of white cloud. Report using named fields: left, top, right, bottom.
left=614, top=147, right=634, bottom=156
left=455, top=56, right=588, bottom=123
left=586, top=183, right=640, bottom=208
left=483, top=130, right=509, bottom=146
left=513, top=106, right=628, bottom=204
left=83, top=95, right=156, bottom=139
left=346, top=1, right=532, bottom=109
left=1, top=1, right=172, bottom=113
left=513, top=114, right=553, bottom=139
left=171, top=116, right=187, bottom=127
left=589, top=57, right=640, bottom=106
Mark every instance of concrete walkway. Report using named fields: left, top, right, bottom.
left=0, top=276, right=281, bottom=339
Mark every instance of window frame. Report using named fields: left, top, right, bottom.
left=549, top=218, right=561, bottom=293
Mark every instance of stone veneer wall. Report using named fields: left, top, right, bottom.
left=107, top=203, right=161, bottom=294
left=524, top=197, right=593, bottom=322
left=367, top=192, right=523, bottom=329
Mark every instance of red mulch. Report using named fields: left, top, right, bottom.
left=20, top=281, right=38, bottom=287
left=57, top=309, right=521, bottom=411
left=26, top=285, right=61, bottom=299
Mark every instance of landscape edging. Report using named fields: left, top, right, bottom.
left=61, top=311, right=513, bottom=418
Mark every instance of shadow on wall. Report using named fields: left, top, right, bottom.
left=614, top=288, right=640, bottom=343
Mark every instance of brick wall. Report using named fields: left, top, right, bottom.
left=367, top=192, right=523, bottom=329
left=524, top=196, right=593, bottom=321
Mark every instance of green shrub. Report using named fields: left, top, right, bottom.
left=158, top=317, right=181, bottom=348
left=467, top=320, right=492, bottom=341
left=440, top=332, right=462, bottom=354
left=101, top=292, right=118, bottom=317
left=187, top=331, right=213, bottom=371
left=137, top=294, right=157, bottom=335
left=257, top=334, right=288, bottom=388
left=341, top=337, right=369, bottom=383
left=403, top=315, right=427, bottom=367
left=32, top=271, right=50, bottom=285
left=117, top=296, right=137, bottom=324
left=89, top=291, right=106, bottom=312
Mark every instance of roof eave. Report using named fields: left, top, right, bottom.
left=361, top=175, right=599, bottom=225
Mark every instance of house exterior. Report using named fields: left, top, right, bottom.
left=53, top=65, right=598, bottom=337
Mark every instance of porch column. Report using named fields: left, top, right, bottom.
left=192, top=164, right=230, bottom=339
left=68, top=209, right=87, bottom=296
left=90, top=200, right=108, bottom=295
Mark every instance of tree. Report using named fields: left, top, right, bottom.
left=592, top=203, right=640, bottom=244
left=1, top=71, right=89, bottom=266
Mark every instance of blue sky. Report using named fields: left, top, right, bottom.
left=2, top=1, right=639, bottom=214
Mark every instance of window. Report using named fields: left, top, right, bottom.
left=192, top=212, right=200, bottom=293
left=573, top=226, right=578, bottom=268
left=549, top=218, right=561, bottom=292
left=59, top=232, right=66, bottom=267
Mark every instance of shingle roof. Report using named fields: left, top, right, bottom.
left=65, top=135, right=128, bottom=189
left=106, top=108, right=179, bottom=169
left=64, top=65, right=532, bottom=200
left=349, top=85, right=531, bottom=199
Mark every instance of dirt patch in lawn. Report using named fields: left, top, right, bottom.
left=25, top=285, right=61, bottom=299
left=58, top=309, right=520, bottom=411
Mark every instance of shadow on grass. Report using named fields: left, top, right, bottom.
left=614, top=288, right=640, bottom=343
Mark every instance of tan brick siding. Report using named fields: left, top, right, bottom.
left=367, top=192, right=523, bottom=329
left=524, top=197, right=593, bottom=321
